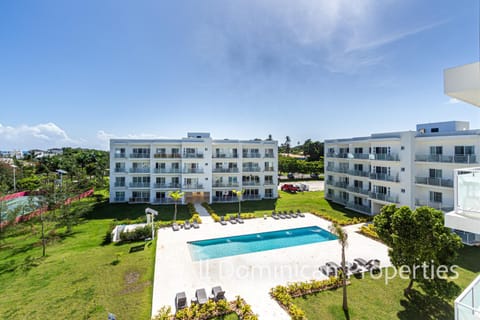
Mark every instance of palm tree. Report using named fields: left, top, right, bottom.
left=168, top=191, right=184, bottom=222
left=329, top=223, right=349, bottom=313
left=232, top=189, right=243, bottom=217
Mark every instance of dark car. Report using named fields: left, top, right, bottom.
left=310, top=173, right=319, bottom=179
left=287, top=172, right=295, bottom=179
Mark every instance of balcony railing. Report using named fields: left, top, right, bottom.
left=129, top=197, right=150, bottom=203
left=243, top=167, right=261, bottom=172
left=352, top=153, right=370, bottom=160
left=243, top=153, right=262, bottom=158
left=370, top=153, right=399, bottom=161
left=265, top=167, right=275, bottom=172
left=129, top=153, right=150, bottom=158
left=183, top=168, right=204, bottom=174
left=415, top=177, right=454, bottom=188
left=153, top=168, right=181, bottom=174
left=369, top=173, right=400, bottom=182
left=114, top=182, right=126, bottom=187
left=329, top=167, right=349, bottom=174
left=325, top=180, right=334, bottom=186
left=114, top=153, right=126, bottom=158
left=213, top=153, right=238, bottom=158
left=415, top=199, right=454, bottom=212
left=369, top=192, right=399, bottom=203
left=346, top=186, right=369, bottom=195
left=264, top=153, right=275, bottom=158
left=212, top=182, right=240, bottom=188
left=242, top=181, right=261, bottom=186
left=212, top=196, right=238, bottom=203
left=348, top=170, right=370, bottom=178
left=152, top=198, right=176, bottom=204
left=114, top=168, right=126, bottom=173
left=334, top=182, right=348, bottom=189
left=113, top=197, right=125, bottom=202
left=183, top=184, right=203, bottom=190
left=346, top=202, right=371, bottom=215
left=212, top=168, right=239, bottom=173
left=129, top=182, right=150, bottom=188
left=264, top=181, right=275, bottom=186
left=129, top=168, right=150, bottom=173
left=154, top=153, right=181, bottom=158
left=415, top=154, right=477, bottom=164
left=328, top=196, right=348, bottom=205
left=153, top=183, right=181, bottom=189
left=183, top=153, right=204, bottom=158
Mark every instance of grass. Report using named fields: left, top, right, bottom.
left=210, top=313, right=239, bottom=320
left=210, top=191, right=365, bottom=220
left=293, top=246, right=480, bottom=320
left=0, top=192, right=160, bottom=320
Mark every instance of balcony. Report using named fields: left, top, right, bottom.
left=352, top=153, right=370, bottom=160
left=183, top=168, right=204, bottom=174
left=264, top=180, right=275, bottom=186
left=334, top=182, right=348, bottom=189
left=129, top=153, right=150, bottom=158
left=346, top=186, right=369, bottom=195
left=444, top=61, right=480, bottom=106
left=114, top=168, right=126, bottom=173
left=243, top=153, right=262, bottom=158
left=329, top=167, right=349, bottom=174
left=129, top=168, right=150, bottom=173
left=153, top=183, right=181, bottom=189
left=243, top=167, right=261, bottom=172
left=415, top=154, right=477, bottom=164
left=454, top=275, right=480, bottom=320
left=213, top=153, right=238, bottom=158
left=415, top=176, right=454, bottom=188
left=183, top=184, right=203, bottom=190
left=114, top=153, right=126, bottom=158
left=264, top=167, right=275, bottom=172
left=129, top=182, right=150, bottom=188
left=183, top=153, right=204, bottom=159
left=114, top=182, right=126, bottom=187
left=369, top=192, right=399, bottom=203
left=328, top=196, right=348, bottom=205
left=243, top=181, right=261, bottom=186
left=264, top=153, right=275, bottom=158
left=327, top=153, right=349, bottom=159
left=370, top=172, right=399, bottom=183
left=346, top=202, right=371, bottom=215
left=325, top=180, right=334, bottom=186
left=370, top=153, right=399, bottom=161
left=348, top=170, right=370, bottom=178
left=212, top=182, right=240, bottom=188
left=415, top=199, right=454, bottom=212
left=153, top=168, right=181, bottom=174
left=212, top=167, right=239, bottom=173
left=152, top=198, right=176, bottom=204
left=154, top=153, right=181, bottom=159
left=128, top=197, right=150, bottom=203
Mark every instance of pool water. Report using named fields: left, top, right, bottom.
left=188, top=226, right=337, bottom=261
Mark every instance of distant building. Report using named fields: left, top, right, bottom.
left=109, top=133, right=278, bottom=204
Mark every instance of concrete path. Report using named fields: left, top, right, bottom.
left=194, top=203, right=215, bottom=224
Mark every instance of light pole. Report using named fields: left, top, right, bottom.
left=12, top=164, right=17, bottom=192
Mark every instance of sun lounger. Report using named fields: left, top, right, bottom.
left=229, top=217, right=237, bottom=224
left=291, top=212, right=298, bottom=218
left=192, top=221, right=200, bottom=229
left=353, top=258, right=368, bottom=266
left=319, top=265, right=337, bottom=277
left=220, top=216, right=227, bottom=226
left=195, top=288, right=208, bottom=305
left=326, top=261, right=340, bottom=269
left=279, top=212, right=286, bottom=219
left=175, top=292, right=187, bottom=310
left=236, top=214, right=244, bottom=224
left=212, top=286, right=226, bottom=301
left=272, top=212, right=280, bottom=220
left=346, top=261, right=361, bottom=274
left=184, top=220, right=192, bottom=230
left=172, top=223, right=180, bottom=231
left=366, top=259, right=380, bottom=267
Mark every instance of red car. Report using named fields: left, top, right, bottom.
left=281, top=184, right=299, bottom=193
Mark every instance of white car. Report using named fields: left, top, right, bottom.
left=294, top=183, right=309, bottom=191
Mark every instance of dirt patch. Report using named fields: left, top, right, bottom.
left=120, top=271, right=150, bottom=295
left=125, top=271, right=140, bottom=285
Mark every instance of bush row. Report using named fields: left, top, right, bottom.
left=308, top=209, right=371, bottom=226
left=201, top=202, right=221, bottom=222
left=119, top=225, right=152, bottom=242
left=187, top=203, right=202, bottom=224
left=270, top=277, right=343, bottom=320
left=201, top=202, right=257, bottom=222
left=152, top=296, right=258, bottom=320
left=358, top=223, right=380, bottom=241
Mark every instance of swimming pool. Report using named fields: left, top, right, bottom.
left=188, top=226, right=337, bottom=261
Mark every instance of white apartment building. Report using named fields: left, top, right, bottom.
left=324, top=121, right=479, bottom=219
left=109, top=133, right=278, bottom=204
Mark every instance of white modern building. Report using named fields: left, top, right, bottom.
left=109, top=133, right=278, bottom=204
left=324, top=121, right=479, bottom=220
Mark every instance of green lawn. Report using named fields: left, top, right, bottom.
left=293, top=246, right=480, bottom=320
left=210, top=191, right=365, bottom=220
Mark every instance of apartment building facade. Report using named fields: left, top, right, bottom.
left=109, top=133, right=278, bottom=204
left=324, top=121, right=480, bottom=217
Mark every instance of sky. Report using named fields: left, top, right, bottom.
left=1, top=0, right=480, bottom=150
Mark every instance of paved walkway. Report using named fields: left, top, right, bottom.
left=194, top=203, right=215, bottom=224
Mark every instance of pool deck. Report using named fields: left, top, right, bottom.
left=151, top=214, right=391, bottom=319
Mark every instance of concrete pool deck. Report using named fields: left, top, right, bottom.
left=151, top=214, right=391, bottom=319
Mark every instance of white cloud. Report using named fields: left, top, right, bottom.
left=0, top=122, right=80, bottom=150
left=446, top=98, right=461, bottom=104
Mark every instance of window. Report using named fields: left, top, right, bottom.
left=354, top=197, right=363, bottom=205
left=115, top=191, right=125, bottom=200
left=401, top=146, right=405, bottom=150
left=430, top=128, right=439, bottom=133
left=401, top=167, right=405, bottom=172
left=328, top=147, right=335, bottom=154
left=265, top=189, right=273, bottom=198
left=354, top=147, right=363, bottom=154
left=430, top=146, right=443, bottom=155
left=374, top=147, right=388, bottom=154
left=354, top=180, right=363, bottom=188
left=354, top=164, right=363, bottom=171
left=115, top=177, right=125, bottom=187
left=455, top=146, right=475, bottom=155
left=401, top=189, right=405, bottom=193
left=430, top=191, right=442, bottom=203
left=429, top=169, right=442, bottom=178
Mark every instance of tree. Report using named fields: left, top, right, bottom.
left=303, top=139, right=324, bottom=161
left=374, top=205, right=463, bottom=295
left=168, top=191, right=184, bottom=222
left=284, top=136, right=291, bottom=155
left=329, top=223, right=349, bottom=313
left=232, top=189, right=244, bottom=216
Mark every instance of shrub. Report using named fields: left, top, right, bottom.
left=359, top=223, right=380, bottom=241
left=119, top=225, right=152, bottom=242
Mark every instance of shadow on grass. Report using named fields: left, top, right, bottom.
left=397, top=289, right=454, bottom=320
left=454, top=246, right=480, bottom=273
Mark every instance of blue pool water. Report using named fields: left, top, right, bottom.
left=188, top=226, right=337, bottom=261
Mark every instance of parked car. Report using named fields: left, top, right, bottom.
left=287, top=172, right=295, bottom=179
left=294, top=183, right=309, bottom=192
left=310, top=173, right=319, bottom=179
left=281, top=184, right=299, bottom=193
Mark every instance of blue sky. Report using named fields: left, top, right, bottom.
left=1, top=0, right=479, bottom=150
